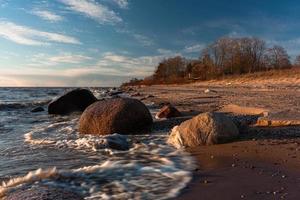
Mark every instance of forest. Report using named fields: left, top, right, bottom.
left=122, top=37, right=300, bottom=86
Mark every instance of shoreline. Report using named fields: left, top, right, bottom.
left=125, top=80, right=300, bottom=199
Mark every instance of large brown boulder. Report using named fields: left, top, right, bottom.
left=48, top=88, right=97, bottom=115
left=155, top=104, right=181, bottom=119
left=79, top=98, right=153, bottom=135
left=167, top=112, right=239, bottom=148
left=6, top=186, right=83, bottom=200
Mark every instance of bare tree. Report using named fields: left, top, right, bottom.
left=294, top=55, right=300, bottom=67
left=264, top=45, right=291, bottom=70
left=153, top=56, right=186, bottom=80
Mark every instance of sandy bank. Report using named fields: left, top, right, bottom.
left=125, top=78, right=300, bottom=199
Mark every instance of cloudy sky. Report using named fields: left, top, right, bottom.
left=1, top=0, right=300, bottom=86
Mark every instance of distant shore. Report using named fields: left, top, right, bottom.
left=124, top=76, right=300, bottom=200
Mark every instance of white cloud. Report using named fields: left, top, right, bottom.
left=60, top=0, right=122, bottom=24
left=157, top=48, right=173, bottom=54
left=27, top=53, right=92, bottom=67
left=133, top=34, right=154, bottom=46
left=116, top=28, right=155, bottom=46
left=100, top=52, right=162, bottom=69
left=49, top=54, right=92, bottom=63
left=0, top=21, right=80, bottom=45
left=32, top=9, right=64, bottom=22
left=0, top=0, right=9, bottom=8
left=184, top=44, right=205, bottom=53
left=112, top=0, right=129, bottom=9
left=0, top=51, right=183, bottom=86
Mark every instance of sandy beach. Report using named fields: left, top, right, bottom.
left=126, top=76, right=300, bottom=200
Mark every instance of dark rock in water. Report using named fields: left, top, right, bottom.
left=6, top=186, right=84, bottom=200
left=102, top=134, right=130, bottom=150
left=109, top=91, right=123, bottom=96
left=48, top=88, right=97, bottom=115
left=155, top=104, right=181, bottom=119
left=167, top=112, right=239, bottom=148
left=79, top=98, right=153, bottom=135
left=47, top=92, right=59, bottom=96
left=31, top=107, right=45, bottom=113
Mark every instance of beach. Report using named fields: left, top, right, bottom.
left=126, top=77, right=300, bottom=200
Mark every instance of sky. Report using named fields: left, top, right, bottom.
left=1, top=0, right=300, bottom=87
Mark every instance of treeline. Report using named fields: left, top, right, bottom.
left=122, top=37, right=300, bottom=86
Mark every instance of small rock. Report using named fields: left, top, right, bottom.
left=31, top=106, right=44, bottom=112
left=204, top=89, right=217, bottom=93
left=102, top=134, right=130, bottom=150
left=131, top=92, right=141, bottom=97
left=109, top=91, right=123, bottom=96
left=155, top=104, right=181, bottom=119
left=146, top=94, right=154, bottom=98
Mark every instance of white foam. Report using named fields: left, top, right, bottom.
left=1, top=146, right=195, bottom=200
left=24, top=131, right=56, bottom=145
left=0, top=167, right=58, bottom=198
left=18, top=108, right=196, bottom=199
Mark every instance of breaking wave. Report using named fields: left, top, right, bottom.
left=0, top=100, right=51, bottom=111
left=0, top=87, right=196, bottom=199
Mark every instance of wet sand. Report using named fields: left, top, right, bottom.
left=125, top=78, right=300, bottom=199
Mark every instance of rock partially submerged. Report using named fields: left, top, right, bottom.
left=79, top=98, right=153, bottom=135
left=31, top=106, right=45, bottom=113
left=101, top=133, right=130, bottom=150
left=167, top=112, right=239, bottom=148
left=6, top=186, right=83, bottom=200
left=155, top=104, right=181, bottom=119
left=48, top=88, right=97, bottom=115
left=75, top=134, right=130, bottom=151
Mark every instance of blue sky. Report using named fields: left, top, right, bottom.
left=0, top=0, right=300, bottom=86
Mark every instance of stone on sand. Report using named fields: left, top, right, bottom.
left=167, top=112, right=239, bottom=148
left=48, top=88, right=97, bottom=115
left=256, top=117, right=300, bottom=127
left=218, top=104, right=269, bottom=116
left=79, top=98, right=153, bottom=135
left=204, top=89, right=217, bottom=93
left=155, top=104, right=181, bottom=119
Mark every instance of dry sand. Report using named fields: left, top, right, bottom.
left=125, top=76, right=300, bottom=200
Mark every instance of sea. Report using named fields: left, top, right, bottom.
left=0, top=87, right=195, bottom=199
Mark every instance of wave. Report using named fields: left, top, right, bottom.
left=0, top=100, right=51, bottom=111
left=0, top=168, right=58, bottom=198
left=0, top=149, right=195, bottom=200
left=9, top=102, right=196, bottom=200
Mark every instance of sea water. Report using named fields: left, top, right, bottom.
left=0, top=87, right=195, bottom=199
